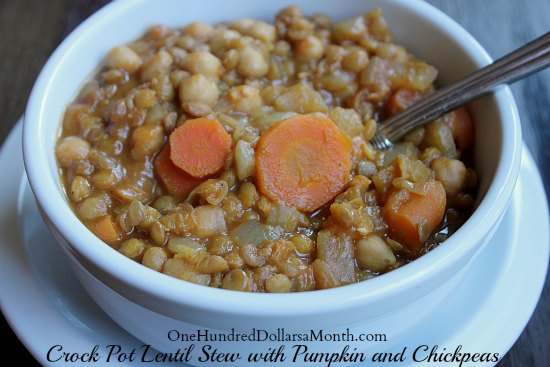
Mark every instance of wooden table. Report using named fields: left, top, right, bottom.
left=1, top=1, right=548, bottom=365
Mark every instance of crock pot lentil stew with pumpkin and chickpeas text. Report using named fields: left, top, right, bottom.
left=55, top=6, right=478, bottom=293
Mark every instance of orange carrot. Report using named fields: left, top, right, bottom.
left=446, top=107, right=474, bottom=151
left=255, top=114, right=351, bottom=212
left=386, top=88, right=424, bottom=116
left=90, top=215, right=121, bottom=245
left=154, top=144, right=203, bottom=199
left=383, top=180, right=446, bottom=252
left=169, top=117, right=232, bottom=178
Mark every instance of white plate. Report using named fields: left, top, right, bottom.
left=0, top=120, right=548, bottom=367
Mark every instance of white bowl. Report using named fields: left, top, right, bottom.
left=23, top=0, right=521, bottom=362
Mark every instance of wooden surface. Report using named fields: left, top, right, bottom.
left=0, top=0, right=548, bottom=366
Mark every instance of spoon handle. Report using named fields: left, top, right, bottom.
left=371, top=31, right=550, bottom=149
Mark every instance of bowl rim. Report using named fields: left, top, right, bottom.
left=23, top=0, right=522, bottom=316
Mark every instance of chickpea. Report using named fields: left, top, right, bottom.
left=332, top=16, right=367, bottom=43
left=231, top=18, right=256, bottom=33
left=237, top=46, right=268, bottom=78
left=375, top=43, right=408, bottom=62
left=170, top=69, right=191, bottom=87
left=311, top=12, right=332, bottom=28
left=209, top=29, right=241, bottom=54
left=56, top=136, right=91, bottom=167
left=169, top=46, right=188, bottom=66
left=294, top=36, right=324, bottom=61
left=106, top=45, right=142, bottom=73
left=146, top=25, right=170, bottom=40
left=229, top=36, right=256, bottom=51
left=222, top=49, right=239, bottom=70
left=273, top=40, right=291, bottom=57
left=227, top=85, right=262, bottom=113
left=431, top=157, right=467, bottom=197
left=180, top=51, right=222, bottom=79
left=315, top=29, right=331, bottom=45
left=324, top=45, right=345, bottom=64
left=285, top=16, right=314, bottom=42
left=176, top=35, right=196, bottom=50
left=140, top=49, right=173, bottom=81
left=178, top=74, right=219, bottom=106
left=248, top=21, right=277, bottom=44
left=184, top=21, right=213, bottom=41
left=342, top=48, right=369, bottom=72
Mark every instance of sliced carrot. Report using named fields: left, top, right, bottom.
left=154, top=143, right=203, bottom=200
left=255, top=114, right=351, bottom=212
left=446, top=107, right=474, bottom=152
left=90, top=215, right=121, bottom=245
left=386, top=88, right=424, bottom=116
left=383, top=180, right=446, bottom=252
left=169, top=117, right=232, bottom=178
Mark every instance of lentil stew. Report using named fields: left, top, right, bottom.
left=56, top=6, right=478, bottom=292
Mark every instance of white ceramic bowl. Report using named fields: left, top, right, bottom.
left=23, top=0, right=521, bottom=362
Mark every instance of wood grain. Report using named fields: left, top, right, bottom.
left=0, top=0, right=66, bottom=144
left=0, top=1, right=548, bottom=366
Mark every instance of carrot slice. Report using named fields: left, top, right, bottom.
left=255, top=114, right=351, bottom=212
left=154, top=143, right=203, bottom=200
left=383, top=180, right=446, bottom=252
left=169, top=117, right=232, bottom=178
left=446, top=107, right=474, bottom=152
left=90, top=215, right=121, bottom=245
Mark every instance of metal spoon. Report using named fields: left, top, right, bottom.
left=370, top=31, right=550, bottom=150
